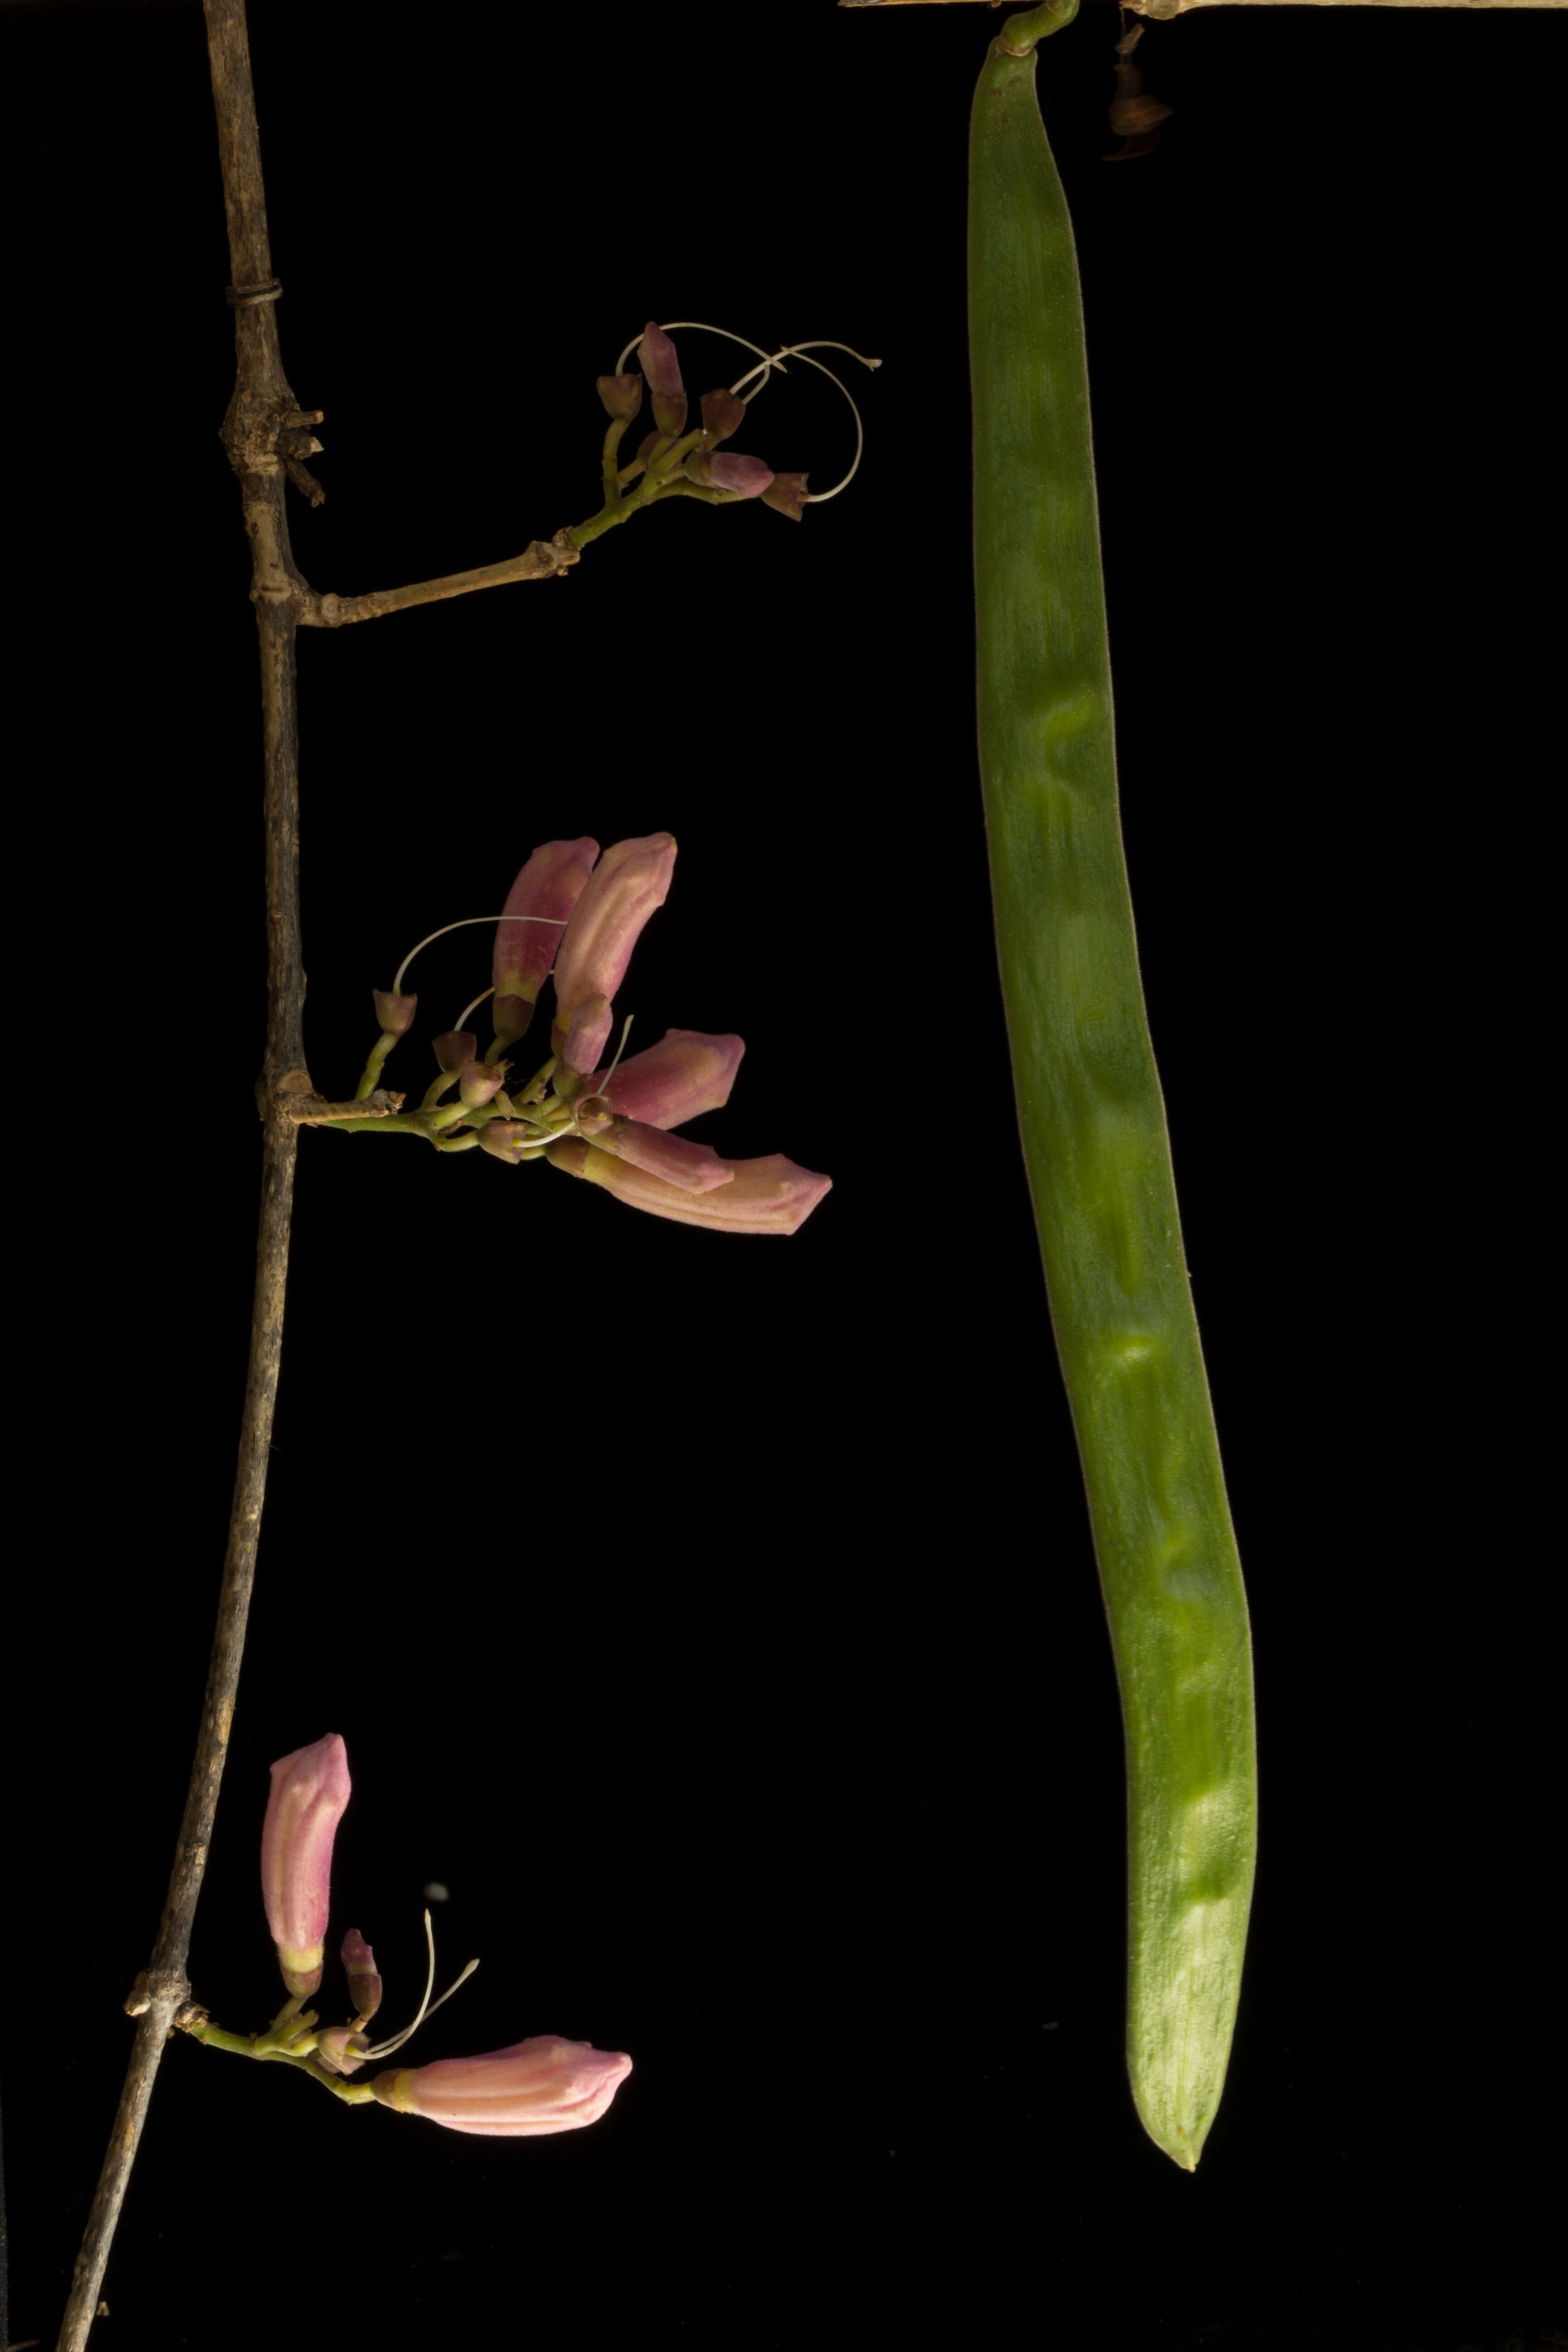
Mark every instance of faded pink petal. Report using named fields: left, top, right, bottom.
left=588, top=1117, right=735, bottom=1195
left=261, top=1734, right=351, bottom=1997
left=477, top=1120, right=535, bottom=1164
left=340, top=1927, right=382, bottom=2024
left=315, top=2027, right=371, bottom=2077
left=493, top=839, right=600, bottom=1046
left=548, top=1140, right=831, bottom=1235
left=372, top=2035, right=632, bottom=2137
left=550, top=835, right=676, bottom=1045
left=588, top=1028, right=744, bottom=1129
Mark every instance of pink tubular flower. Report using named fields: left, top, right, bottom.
left=585, top=1118, right=735, bottom=1195
left=588, top=1028, right=744, bottom=1129
left=260, top=1734, right=351, bottom=1997
left=372, top=2035, right=632, bottom=2138
left=547, top=1140, right=830, bottom=1235
left=549, top=834, right=677, bottom=1067
left=493, top=838, right=599, bottom=1047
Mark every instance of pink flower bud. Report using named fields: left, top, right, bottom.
left=761, top=471, right=810, bottom=522
left=372, top=2035, right=632, bottom=2137
left=589, top=1028, right=744, bottom=1130
left=477, top=1120, right=534, bottom=1164
left=550, top=835, right=676, bottom=1044
left=316, top=2027, right=371, bottom=2076
left=458, top=1059, right=507, bottom=1110
left=340, top=1927, right=382, bottom=2024
left=702, top=451, right=774, bottom=500
left=493, top=839, right=600, bottom=1047
left=639, top=321, right=686, bottom=440
left=589, top=1117, right=735, bottom=1194
left=699, top=387, right=745, bottom=444
left=548, top=1141, right=831, bottom=1235
left=260, top=1734, right=351, bottom=1998
left=433, top=1030, right=478, bottom=1075
left=372, top=989, right=417, bottom=1035
left=597, top=373, right=643, bottom=422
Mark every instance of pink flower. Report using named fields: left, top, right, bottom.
left=493, top=838, right=600, bottom=1048
left=260, top=1734, right=351, bottom=1998
left=588, top=1028, right=744, bottom=1130
left=549, top=835, right=677, bottom=1072
left=547, top=1140, right=831, bottom=1235
left=579, top=1117, right=735, bottom=1195
left=372, top=2035, right=632, bottom=2137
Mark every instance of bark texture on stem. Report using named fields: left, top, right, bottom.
left=54, top=6, right=309, bottom=2345
left=56, top=1120, right=297, bottom=2352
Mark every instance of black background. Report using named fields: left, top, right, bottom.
left=3, top=3, right=1561, bottom=2349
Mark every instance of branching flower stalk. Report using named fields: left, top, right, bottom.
left=330, top=834, right=832, bottom=1233
left=178, top=1735, right=632, bottom=2137
left=55, top=6, right=866, bottom=2347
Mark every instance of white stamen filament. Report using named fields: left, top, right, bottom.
left=615, top=321, right=789, bottom=380
left=611, top=323, right=880, bottom=502
left=598, top=1012, right=635, bottom=1091
left=392, top=912, right=570, bottom=999
left=358, top=1909, right=480, bottom=2062
left=728, top=340, right=881, bottom=502
left=453, top=985, right=495, bottom=1035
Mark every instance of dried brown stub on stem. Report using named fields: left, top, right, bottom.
left=1104, top=21, right=1173, bottom=162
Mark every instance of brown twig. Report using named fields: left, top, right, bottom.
left=302, top=535, right=578, bottom=628
left=55, top=5, right=319, bottom=2343
left=54, top=3, right=594, bottom=2327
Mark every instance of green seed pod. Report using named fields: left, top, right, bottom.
left=969, top=8, right=1257, bottom=2171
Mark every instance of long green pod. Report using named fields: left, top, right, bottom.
left=968, top=4, right=1256, bottom=2171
